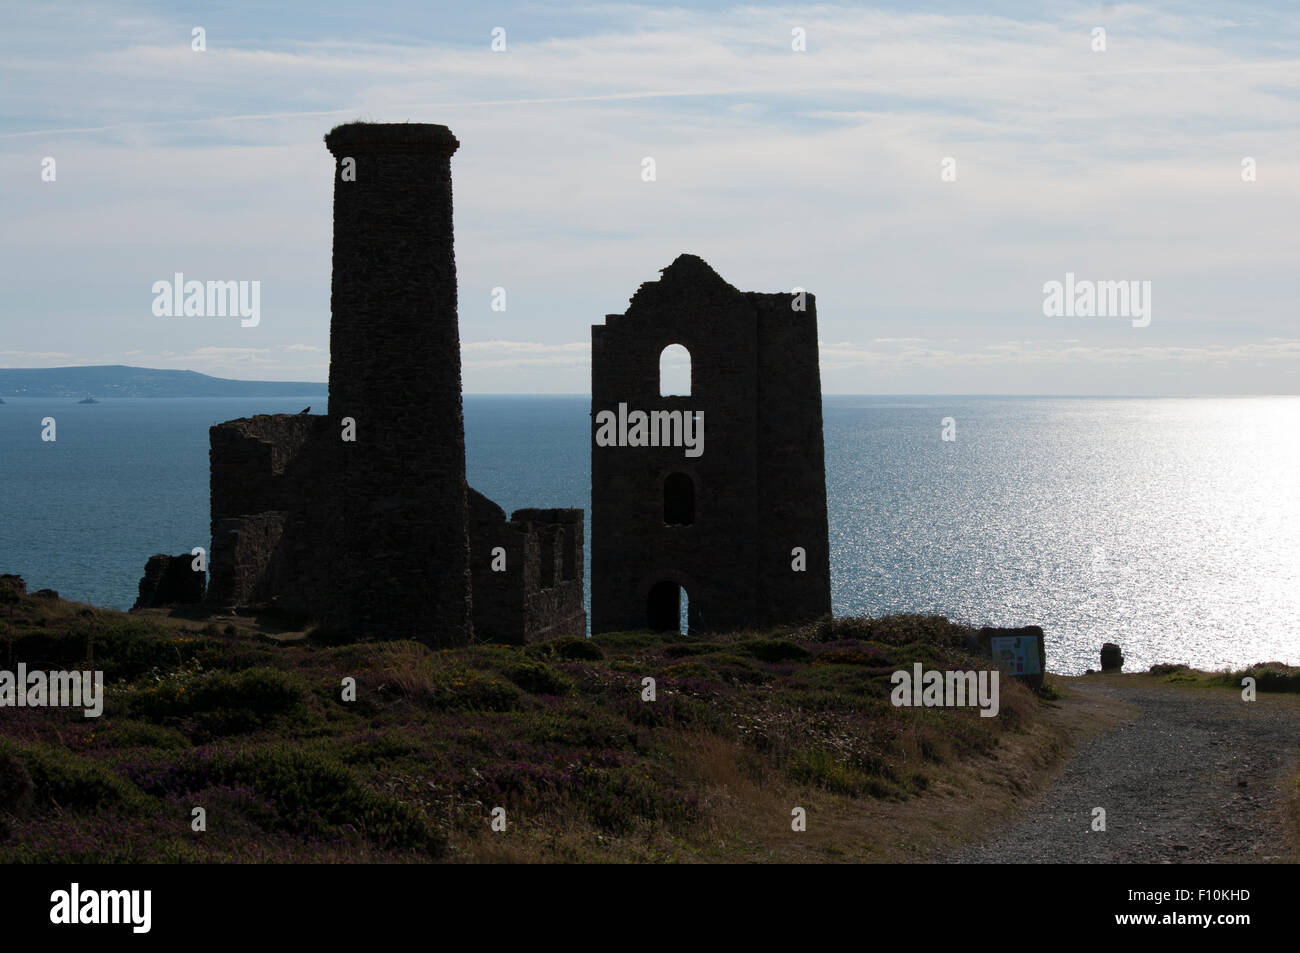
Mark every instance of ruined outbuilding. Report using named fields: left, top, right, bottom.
left=140, top=122, right=585, bottom=646
left=590, top=255, right=831, bottom=634
left=468, top=490, right=585, bottom=644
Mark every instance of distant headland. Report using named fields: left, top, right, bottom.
left=0, top=365, right=327, bottom=399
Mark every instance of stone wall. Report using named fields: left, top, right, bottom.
left=205, top=414, right=330, bottom=613
left=468, top=490, right=585, bottom=643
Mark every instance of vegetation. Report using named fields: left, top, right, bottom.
left=1147, top=661, right=1300, bottom=693
left=2, top=581, right=1285, bottom=863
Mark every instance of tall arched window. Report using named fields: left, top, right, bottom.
left=659, top=343, right=691, bottom=397
left=664, top=472, right=695, bottom=525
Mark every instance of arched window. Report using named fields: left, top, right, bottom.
left=659, top=343, right=691, bottom=397
left=647, top=580, right=688, bottom=634
left=664, top=472, right=695, bottom=525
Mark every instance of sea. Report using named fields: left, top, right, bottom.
left=1, top=395, right=1296, bottom=675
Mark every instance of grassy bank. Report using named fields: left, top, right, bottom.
left=3, top=580, right=1293, bottom=863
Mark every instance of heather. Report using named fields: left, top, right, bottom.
left=1, top=584, right=1055, bottom=862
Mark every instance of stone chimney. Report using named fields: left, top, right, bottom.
left=321, top=122, right=472, bottom=645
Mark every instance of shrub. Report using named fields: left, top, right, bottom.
left=734, top=639, right=812, bottom=663
left=126, top=666, right=309, bottom=737
left=1233, top=665, right=1300, bottom=693
left=154, top=745, right=442, bottom=854
left=424, top=669, right=521, bottom=712
left=806, top=614, right=974, bottom=648
left=663, top=643, right=719, bottom=658
left=590, top=631, right=674, bottom=651
left=0, top=738, right=149, bottom=814
left=0, top=746, right=36, bottom=817
left=811, top=645, right=889, bottom=667
left=1037, top=681, right=1064, bottom=701
left=787, top=747, right=901, bottom=799
left=662, top=653, right=769, bottom=687
left=105, top=720, right=193, bottom=750
left=533, top=637, right=604, bottom=661
left=505, top=661, right=573, bottom=696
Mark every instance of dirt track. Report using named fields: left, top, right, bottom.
left=947, top=676, right=1300, bottom=864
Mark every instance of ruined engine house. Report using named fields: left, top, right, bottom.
left=590, top=255, right=831, bottom=634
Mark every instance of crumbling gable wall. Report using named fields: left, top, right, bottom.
left=590, top=254, right=830, bottom=634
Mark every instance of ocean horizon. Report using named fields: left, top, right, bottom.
left=1, top=393, right=1296, bottom=676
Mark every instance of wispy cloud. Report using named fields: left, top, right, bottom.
left=1, top=2, right=1296, bottom=394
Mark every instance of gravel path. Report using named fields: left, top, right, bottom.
left=948, top=677, right=1299, bottom=863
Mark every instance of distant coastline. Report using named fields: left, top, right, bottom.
left=0, top=365, right=327, bottom=398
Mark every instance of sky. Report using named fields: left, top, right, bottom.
left=1, top=1, right=1296, bottom=394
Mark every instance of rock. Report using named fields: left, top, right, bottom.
left=32, top=588, right=59, bottom=600
left=133, top=553, right=205, bottom=609
left=0, top=574, right=27, bottom=595
left=1100, top=642, right=1124, bottom=672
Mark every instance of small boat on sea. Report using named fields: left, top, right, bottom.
left=78, top=396, right=98, bottom=404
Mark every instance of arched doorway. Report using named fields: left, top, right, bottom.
left=646, top=580, right=689, bottom=634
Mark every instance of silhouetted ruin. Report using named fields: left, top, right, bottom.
left=468, top=490, right=585, bottom=643
left=590, top=255, right=831, bottom=634
left=131, top=123, right=836, bottom=644
left=134, top=553, right=205, bottom=609
left=137, top=122, right=584, bottom=646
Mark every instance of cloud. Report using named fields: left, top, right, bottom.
left=0, top=350, right=78, bottom=362
left=462, top=340, right=590, bottom=368
left=0, top=3, right=1296, bottom=393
